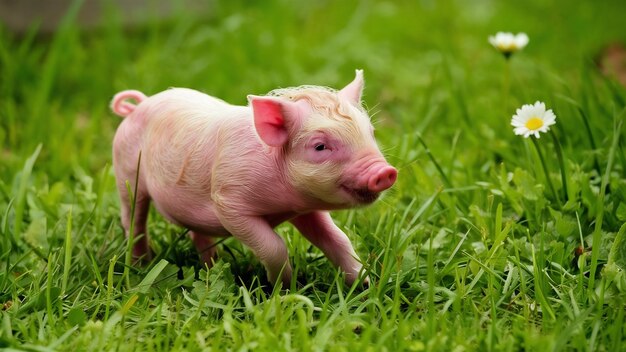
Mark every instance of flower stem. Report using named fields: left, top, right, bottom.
left=531, top=137, right=561, bottom=209
left=503, top=59, right=511, bottom=116
left=550, top=130, right=568, bottom=203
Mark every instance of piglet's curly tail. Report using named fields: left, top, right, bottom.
left=111, top=90, right=147, bottom=117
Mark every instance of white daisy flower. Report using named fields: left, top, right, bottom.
left=489, top=32, right=529, bottom=57
left=511, top=101, right=556, bottom=138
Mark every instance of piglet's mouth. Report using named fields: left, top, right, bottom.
left=341, top=185, right=380, bottom=204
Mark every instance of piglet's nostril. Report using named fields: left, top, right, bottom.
left=386, top=168, right=398, bottom=183
left=368, top=166, right=397, bottom=192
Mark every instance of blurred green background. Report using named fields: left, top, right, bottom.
left=2, top=0, right=626, bottom=178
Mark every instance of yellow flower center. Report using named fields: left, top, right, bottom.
left=498, top=43, right=516, bottom=52
left=525, top=117, right=544, bottom=130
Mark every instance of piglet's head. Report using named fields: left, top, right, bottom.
left=248, top=70, right=397, bottom=208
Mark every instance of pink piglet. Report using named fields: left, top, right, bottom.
left=111, top=70, right=397, bottom=287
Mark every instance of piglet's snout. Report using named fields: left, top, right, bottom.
left=367, top=165, right=397, bottom=193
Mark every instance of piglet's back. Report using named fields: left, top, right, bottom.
left=139, top=88, right=240, bottom=126
left=138, top=88, right=250, bottom=190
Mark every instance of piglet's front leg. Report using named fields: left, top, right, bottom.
left=291, top=211, right=367, bottom=286
left=216, top=209, right=293, bottom=286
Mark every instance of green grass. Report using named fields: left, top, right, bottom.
left=2, top=0, right=626, bottom=350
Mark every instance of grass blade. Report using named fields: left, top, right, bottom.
left=135, top=259, right=169, bottom=294
left=62, top=208, right=72, bottom=295
left=589, top=108, right=625, bottom=295
left=13, top=144, right=42, bottom=245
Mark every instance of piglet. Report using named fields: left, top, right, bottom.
left=110, top=70, right=397, bottom=286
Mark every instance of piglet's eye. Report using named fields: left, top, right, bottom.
left=314, top=144, right=326, bottom=151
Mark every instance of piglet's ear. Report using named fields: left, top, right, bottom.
left=248, top=95, right=290, bottom=147
left=338, top=69, right=364, bottom=106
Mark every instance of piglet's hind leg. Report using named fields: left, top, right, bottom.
left=119, top=190, right=153, bottom=262
left=190, top=231, right=218, bottom=267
